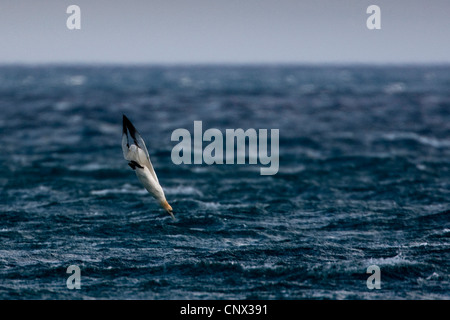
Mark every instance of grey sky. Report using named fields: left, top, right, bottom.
left=0, top=0, right=449, bottom=64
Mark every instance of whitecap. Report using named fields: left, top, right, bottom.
left=381, top=132, right=450, bottom=148
left=164, top=186, right=203, bottom=196
left=384, top=82, right=406, bottom=94
left=65, top=75, right=86, bottom=86
left=98, top=123, right=120, bottom=134
left=425, top=272, right=440, bottom=280
left=68, top=163, right=112, bottom=171
left=90, top=185, right=147, bottom=196
left=415, top=164, right=427, bottom=171
left=408, top=242, right=428, bottom=248
left=366, top=253, right=413, bottom=266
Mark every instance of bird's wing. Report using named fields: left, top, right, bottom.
left=122, top=115, right=159, bottom=182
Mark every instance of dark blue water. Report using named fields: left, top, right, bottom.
left=0, top=65, right=448, bottom=299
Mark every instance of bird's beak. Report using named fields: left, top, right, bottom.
left=167, top=209, right=175, bottom=220
left=162, top=201, right=175, bottom=220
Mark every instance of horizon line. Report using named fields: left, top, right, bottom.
left=1, top=61, right=450, bottom=67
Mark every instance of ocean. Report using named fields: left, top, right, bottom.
left=0, top=65, right=448, bottom=299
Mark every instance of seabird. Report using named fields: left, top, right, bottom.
left=122, top=115, right=174, bottom=219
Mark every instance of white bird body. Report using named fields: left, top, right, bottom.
left=122, top=115, right=174, bottom=219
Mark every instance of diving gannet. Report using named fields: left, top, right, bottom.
left=122, top=115, right=174, bottom=219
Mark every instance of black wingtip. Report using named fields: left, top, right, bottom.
left=122, top=114, right=128, bottom=135
left=122, top=114, right=135, bottom=134
left=122, top=114, right=140, bottom=146
left=123, top=114, right=132, bottom=129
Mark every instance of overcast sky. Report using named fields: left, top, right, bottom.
left=0, top=0, right=449, bottom=64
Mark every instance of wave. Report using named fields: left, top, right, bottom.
left=69, top=163, right=114, bottom=172
left=366, top=253, right=413, bottom=267
left=90, top=184, right=148, bottom=196
left=378, top=132, right=450, bottom=148
left=164, top=186, right=203, bottom=196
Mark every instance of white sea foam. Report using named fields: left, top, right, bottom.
left=384, top=82, right=406, bottom=94
left=164, top=186, right=203, bottom=196
left=69, top=163, right=111, bottom=171
left=366, top=253, right=413, bottom=266
left=90, top=185, right=147, bottom=196
left=381, top=132, right=450, bottom=148
left=65, top=75, right=86, bottom=86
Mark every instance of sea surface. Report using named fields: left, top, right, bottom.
left=0, top=65, right=448, bottom=299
